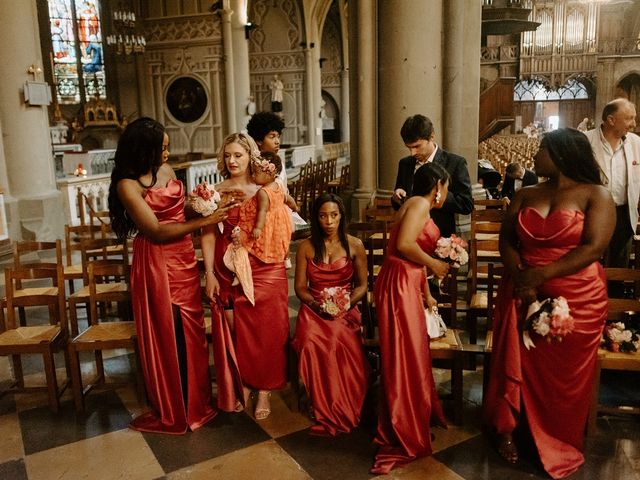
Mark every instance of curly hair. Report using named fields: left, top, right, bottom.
left=216, top=132, right=262, bottom=179
left=246, top=111, right=285, bottom=143
left=108, top=117, right=165, bottom=240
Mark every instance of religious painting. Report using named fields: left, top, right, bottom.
left=166, top=77, right=208, bottom=124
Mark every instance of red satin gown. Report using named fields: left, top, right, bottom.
left=130, top=179, right=217, bottom=434
left=484, top=208, right=607, bottom=479
left=371, top=218, right=447, bottom=474
left=210, top=203, right=289, bottom=411
left=291, top=257, right=370, bottom=436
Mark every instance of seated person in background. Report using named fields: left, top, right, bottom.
left=500, top=162, right=538, bottom=200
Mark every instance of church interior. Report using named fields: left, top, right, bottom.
left=1, top=0, right=640, bottom=478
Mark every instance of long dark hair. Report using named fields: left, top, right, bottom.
left=108, top=117, right=165, bottom=240
left=310, top=193, right=350, bottom=263
left=542, top=128, right=602, bottom=185
left=412, top=162, right=450, bottom=197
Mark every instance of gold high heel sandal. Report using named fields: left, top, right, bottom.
left=254, top=390, right=272, bottom=420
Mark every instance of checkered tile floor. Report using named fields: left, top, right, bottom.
left=0, top=264, right=639, bottom=479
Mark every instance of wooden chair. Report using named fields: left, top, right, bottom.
left=473, top=198, right=508, bottom=210
left=64, top=224, right=106, bottom=294
left=67, top=262, right=142, bottom=411
left=68, top=238, right=129, bottom=337
left=480, top=262, right=503, bottom=406
left=7, top=241, right=63, bottom=327
left=0, top=264, right=69, bottom=412
left=588, top=267, right=640, bottom=433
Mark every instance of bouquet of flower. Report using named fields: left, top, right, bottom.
left=188, top=182, right=221, bottom=217
left=318, top=286, right=350, bottom=317
left=521, top=296, right=575, bottom=350
left=435, top=235, right=469, bottom=268
left=602, top=322, right=640, bottom=353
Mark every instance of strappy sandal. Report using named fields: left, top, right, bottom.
left=254, top=390, right=272, bottom=420
left=497, top=434, right=519, bottom=464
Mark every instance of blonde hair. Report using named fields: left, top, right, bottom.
left=216, top=133, right=262, bottom=179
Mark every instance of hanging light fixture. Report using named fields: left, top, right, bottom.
left=106, top=8, right=146, bottom=57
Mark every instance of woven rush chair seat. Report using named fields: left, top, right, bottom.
left=0, top=325, right=62, bottom=346
left=74, top=322, right=137, bottom=343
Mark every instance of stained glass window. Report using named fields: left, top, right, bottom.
left=48, top=0, right=105, bottom=104
left=514, top=78, right=589, bottom=101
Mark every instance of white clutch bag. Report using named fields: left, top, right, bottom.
left=425, top=306, right=447, bottom=339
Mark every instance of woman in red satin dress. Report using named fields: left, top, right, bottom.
left=484, top=128, right=615, bottom=478
left=201, top=133, right=290, bottom=420
left=292, top=193, right=369, bottom=436
left=371, top=162, right=451, bottom=474
left=108, top=118, right=234, bottom=433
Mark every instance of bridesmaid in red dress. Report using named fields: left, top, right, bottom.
left=201, top=133, right=290, bottom=420
left=292, top=193, right=370, bottom=436
left=108, top=118, right=233, bottom=433
left=372, top=163, right=451, bottom=474
left=484, top=128, right=615, bottom=478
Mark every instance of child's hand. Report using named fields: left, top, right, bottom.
left=253, top=227, right=262, bottom=240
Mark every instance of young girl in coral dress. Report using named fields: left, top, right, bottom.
left=108, top=118, right=234, bottom=434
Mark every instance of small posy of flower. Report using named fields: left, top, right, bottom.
left=253, top=159, right=276, bottom=175
left=603, top=320, right=639, bottom=353
left=189, top=182, right=221, bottom=217
left=318, top=286, right=350, bottom=317
left=521, top=297, right=575, bottom=350
left=435, top=234, right=469, bottom=268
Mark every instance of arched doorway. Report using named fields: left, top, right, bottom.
left=321, top=90, right=340, bottom=143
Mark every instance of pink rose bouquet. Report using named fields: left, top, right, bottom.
left=189, top=182, right=221, bottom=217
left=318, top=286, right=351, bottom=317
left=521, top=296, right=575, bottom=350
left=435, top=234, right=469, bottom=268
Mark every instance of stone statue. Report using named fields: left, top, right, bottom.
left=268, top=74, right=284, bottom=113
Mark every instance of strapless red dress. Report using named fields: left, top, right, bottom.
left=484, top=208, right=607, bottom=479
left=130, top=179, right=217, bottom=434
left=371, top=218, right=447, bottom=474
left=210, top=203, right=289, bottom=411
left=291, top=257, right=369, bottom=436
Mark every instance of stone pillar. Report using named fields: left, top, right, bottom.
left=443, top=0, right=481, bottom=183
left=304, top=46, right=317, bottom=148
left=350, top=0, right=377, bottom=219
left=377, top=0, right=443, bottom=195
left=0, top=0, right=63, bottom=240
left=595, top=59, right=617, bottom=122
left=220, top=7, right=237, bottom=133
left=230, top=0, right=251, bottom=133
left=340, top=68, right=350, bottom=142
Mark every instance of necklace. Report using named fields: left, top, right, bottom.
left=324, top=238, right=341, bottom=260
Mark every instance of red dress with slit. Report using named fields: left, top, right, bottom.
left=210, top=203, right=289, bottom=411
left=484, top=208, right=607, bottom=479
left=291, top=257, right=370, bottom=436
left=371, top=218, right=447, bottom=474
left=130, top=179, right=217, bottom=434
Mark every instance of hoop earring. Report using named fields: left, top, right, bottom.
left=435, top=190, right=442, bottom=204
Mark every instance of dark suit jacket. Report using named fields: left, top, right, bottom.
left=392, top=148, right=473, bottom=237
left=500, top=169, right=538, bottom=199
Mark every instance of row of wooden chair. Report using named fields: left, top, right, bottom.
left=288, top=158, right=345, bottom=220
left=0, top=238, right=138, bottom=413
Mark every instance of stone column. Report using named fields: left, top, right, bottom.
left=230, top=0, right=251, bottom=133
left=304, top=45, right=317, bottom=148
left=0, top=0, right=63, bottom=240
left=340, top=68, right=350, bottom=142
left=220, top=7, right=237, bottom=133
left=349, top=0, right=377, bottom=219
left=377, top=0, right=443, bottom=195
left=443, top=0, right=481, bottom=183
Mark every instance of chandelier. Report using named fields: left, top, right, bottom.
left=106, top=9, right=146, bottom=56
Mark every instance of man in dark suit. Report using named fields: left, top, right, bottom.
left=391, top=114, right=473, bottom=237
left=500, top=162, right=538, bottom=200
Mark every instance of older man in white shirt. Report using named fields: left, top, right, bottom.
left=584, top=98, right=640, bottom=268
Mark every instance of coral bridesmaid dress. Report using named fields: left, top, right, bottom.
left=130, top=179, right=217, bottom=434
left=371, top=218, right=447, bottom=474
left=210, top=203, right=289, bottom=411
left=291, top=257, right=370, bottom=436
left=484, top=208, right=607, bottom=479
